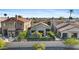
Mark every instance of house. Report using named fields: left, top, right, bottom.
left=29, top=22, right=51, bottom=36
left=56, top=22, right=79, bottom=39
left=0, top=17, right=8, bottom=36
left=51, top=20, right=65, bottom=32
left=1, top=16, right=31, bottom=37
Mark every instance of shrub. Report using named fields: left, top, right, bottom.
left=27, top=37, right=55, bottom=41
left=17, top=31, right=27, bottom=41
left=64, top=38, right=79, bottom=45
left=0, top=39, right=6, bottom=49
left=32, top=32, right=42, bottom=38
left=47, top=31, right=55, bottom=37
left=32, top=43, right=46, bottom=50
left=47, top=31, right=55, bottom=39
left=27, top=31, right=55, bottom=41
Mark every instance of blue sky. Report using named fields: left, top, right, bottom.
left=0, top=9, right=79, bottom=18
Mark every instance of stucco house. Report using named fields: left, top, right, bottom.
left=29, top=22, right=51, bottom=37
left=0, top=17, right=7, bottom=31
left=51, top=20, right=65, bottom=32
left=0, top=17, right=8, bottom=37
left=56, top=22, right=79, bottom=39
left=1, top=16, right=31, bottom=37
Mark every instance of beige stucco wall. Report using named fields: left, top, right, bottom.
left=30, top=24, right=51, bottom=36
left=1, top=22, right=15, bottom=30
left=59, top=28, right=79, bottom=38
left=24, top=21, right=31, bottom=31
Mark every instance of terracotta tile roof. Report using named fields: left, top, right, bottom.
left=0, top=17, right=7, bottom=22
left=58, top=25, right=74, bottom=32
left=56, top=23, right=69, bottom=29
left=58, top=22, right=79, bottom=32
left=31, top=22, right=50, bottom=28
left=1, top=17, right=30, bottom=23
left=52, top=20, right=64, bottom=25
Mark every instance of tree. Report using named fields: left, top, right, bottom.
left=32, top=17, right=36, bottom=20
left=69, top=10, right=73, bottom=19
left=59, top=17, right=64, bottom=20
left=47, top=21, right=51, bottom=25
left=15, top=15, right=23, bottom=18
left=51, top=17, right=54, bottom=20
left=4, top=13, right=7, bottom=17
left=18, top=15, right=23, bottom=18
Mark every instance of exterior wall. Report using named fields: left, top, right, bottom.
left=30, top=24, right=50, bottom=36
left=15, top=21, right=24, bottom=30
left=0, top=22, right=1, bottom=28
left=1, top=21, right=15, bottom=30
left=1, top=21, right=24, bottom=37
left=60, top=31, right=79, bottom=39
left=68, top=33, right=71, bottom=38
left=24, top=21, right=31, bottom=31
left=1, top=18, right=31, bottom=37
left=58, top=27, right=79, bottom=39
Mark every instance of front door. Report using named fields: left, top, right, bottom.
left=3, top=29, right=8, bottom=37
left=72, top=33, right=77, bottom=38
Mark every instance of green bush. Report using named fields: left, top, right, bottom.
left=17, top=31, right=27, bottom=41
left=64, top=38, right=79, bottom=45
left=27, top=37, right=55, bottom=41
left=27, top=31, right=55, bottom=41
left=0, top=39, right=6, bottom=49
left=32, top=32, right=42, bottom=38
left=47, top=31, right=55, bottom=37
left=40, top=37, right=55, bottom=41
left=32, top=43, right=46, bottom=50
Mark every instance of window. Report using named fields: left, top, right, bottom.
left=62, top=33, right=67, bottom=39
left=31, top=30, right=35, bottom=33
left=19, top=23, right=22, bottom=26
left=72, top=33, right=77, bottom=38
left=2, top=23, right=5, bottom=26
left=46, top=29, right=50, bottom=32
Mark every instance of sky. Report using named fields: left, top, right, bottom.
left=0, top=9, right=79, bottom=18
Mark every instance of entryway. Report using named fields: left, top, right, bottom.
left=3, top=29, right=8, bottom=37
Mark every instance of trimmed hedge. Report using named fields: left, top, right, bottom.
left=0, top=39, right=6, bottom=49
left=64, top=38, right=79, bottom=45
left=27, top=37, right=55, bottom=41
left=32, top=43, right=46, bottom=50
left=27, top=31, right=55, bottom=41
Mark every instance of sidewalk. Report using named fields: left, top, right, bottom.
left=55, top=37, right=62, bottom=41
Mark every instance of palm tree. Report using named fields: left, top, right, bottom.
left=4, top=13, right=7, bottom=17
left=69, top=10, right=73, bottom=19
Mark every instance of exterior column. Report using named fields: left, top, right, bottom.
left=2, top=29, right=4, bottom=37
left=68, top=33, right=71, bottom=38
left=77, top=33, right=79, bottom=38
left=44, top=29, right=46, bottom=36
left=7, top=30, right=9, bottom=37
left=60, top=32, right=63, bottom=38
